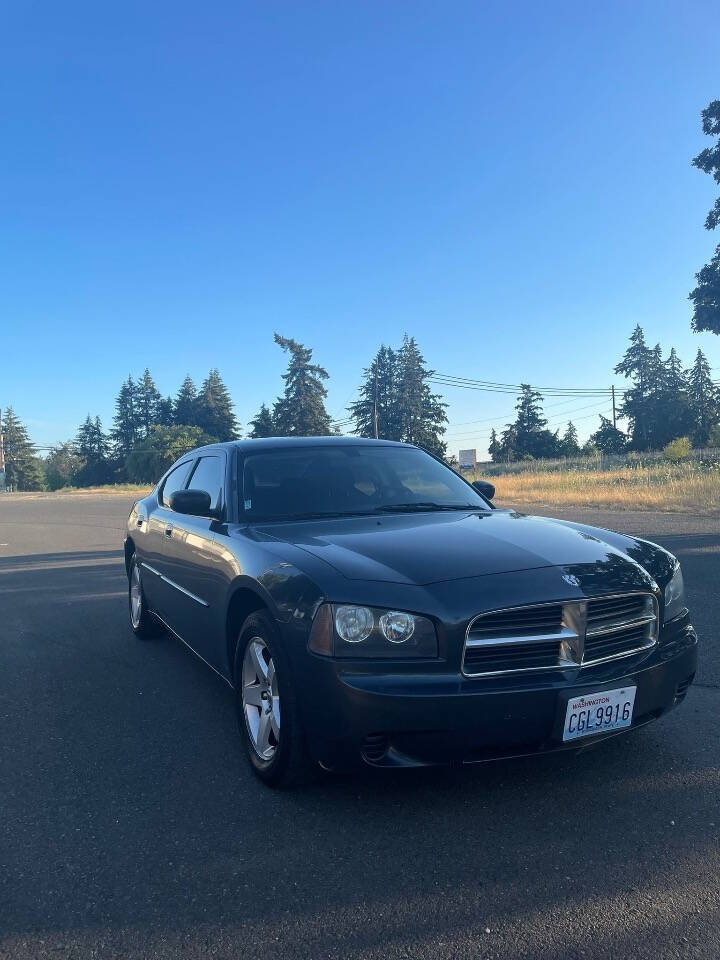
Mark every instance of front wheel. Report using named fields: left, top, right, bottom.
left=235, top=611, right=313, bottom=788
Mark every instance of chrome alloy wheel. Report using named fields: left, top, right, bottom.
left=130, top=562, right=142, bottom=629
left=242, top=637, right=281, bottom=760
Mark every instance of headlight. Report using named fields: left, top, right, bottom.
left=309, top=603, right=438, bottom=659
left=664, top=562, right=685, bottom=622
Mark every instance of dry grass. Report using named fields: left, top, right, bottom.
left=482, top=464, right=720, bottom=514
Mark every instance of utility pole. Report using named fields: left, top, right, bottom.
left=373, top=368, right=379, bottom=439
left=0, top=408, right=5, bottom=492
left=611, top=385, right=617, bottom=430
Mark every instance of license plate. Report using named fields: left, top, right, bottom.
left=562, top=686, right=637, bottom=742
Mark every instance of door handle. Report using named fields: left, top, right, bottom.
left=165, top=524, right=174, bottom=539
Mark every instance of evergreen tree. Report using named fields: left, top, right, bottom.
left=561, top=421, right=580, bottom=457
left=615, top=325, right=653, bottom=449
left=349, top=345, right=401, bottom=440
left=112, top=376, right=139, bottom=458
left=395, top=335, right=447, bottom=455
left=196, top=369, right=238, bottom=441
left=588, top=416, right=628, bottom=454
left=157, top=396, right=175, bottom=426
left=174, top=376, right=198, bottom=426
left=1, top=408, right=45, bottom=491
left=248, top=403, right=276, bottom=438
left=687, top=348, right=720, bottom=445
left=690, top=100, right=720, bottom=334
left=75, top=415, right=111, bottom=485
left=508, top=384, right=561, bottom=459
left=272, top=334, right=333, bottom=436
left=488, top=427, right=500, bottom=462
left=136, top=368, right=161, bottom=438
left=659, top=347, right=692, bottom=445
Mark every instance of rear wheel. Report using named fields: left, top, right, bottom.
left=235, top=611, right=313, bottom=787
left=128, top=555, right=163, bottom=639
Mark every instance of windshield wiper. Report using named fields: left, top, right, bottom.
left=373, top=502, right=484, bottom=513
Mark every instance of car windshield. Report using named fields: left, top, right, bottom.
left=240, top=445, right=490, bottom=521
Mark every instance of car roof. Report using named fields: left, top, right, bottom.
left=225, top=436, right=412, bottom=453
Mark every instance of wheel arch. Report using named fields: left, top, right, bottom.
left=124, top=536, right=136, bottom=575
left=226, top=583, right=273, bottom=679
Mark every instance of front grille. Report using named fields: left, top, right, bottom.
left=462, top=593, right=658, bottom=677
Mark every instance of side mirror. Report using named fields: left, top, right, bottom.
left=472, top=480, right=495, bottom=501
left=169, top=489, right=213, bottom=516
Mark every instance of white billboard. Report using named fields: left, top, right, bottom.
left=458, top=449, right=477, bottom=470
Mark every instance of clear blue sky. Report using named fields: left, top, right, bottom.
left=2, top=1, right=719, bottom=457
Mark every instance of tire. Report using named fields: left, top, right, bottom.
left=234, top=610, right=314, bottom=788
left=128, top=554, right=163, bottom=639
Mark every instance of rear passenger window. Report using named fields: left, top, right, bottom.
left=187, top=456, right=223, bottom=510
left=160, top=461, right=192, bottom=507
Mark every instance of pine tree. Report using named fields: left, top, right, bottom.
left=174, top=376, right=198, bottom=426
left=615, top=325, right=653, bottom=449
left=136, top=369, right=161, bottom=438
left=2, top=408, right=45, bottom=491
left=349, top=346, right=400, bottom=440
left=690, top=100, right=720, bottom=334
left=196, top=369, right=238, bottom=441
left=112, top=376, right=139, bottom=458
left=561, top=421, right=580, bottom=457
left=248, top=404, right=276, bottom=438
left=76, top=415, right=111, bottom=486
left=272, top=334, right=333, bottom=436
left=488, top=428, right=500, bottom=462
left=395, top=335, right=447, bottom=455
left=588, top=416, right=628, bottom=454
left=156, top=396, right=175, bottom=426
left=660, top=347, right=692, bottom=445
left=509, top=385, right=560, bottom=458
left=688, top=348, right=720, bottom=445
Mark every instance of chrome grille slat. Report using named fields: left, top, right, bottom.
left=462, top=592, right=659, bottom=678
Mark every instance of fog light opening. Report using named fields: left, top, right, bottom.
left=361, top=733, right=390, bottom=763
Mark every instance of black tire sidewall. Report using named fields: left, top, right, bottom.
left=234, top=611, right=307, bottom=786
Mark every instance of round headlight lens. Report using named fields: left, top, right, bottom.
left=379, top=611, right=416, bottom=643
left=335, top=605, right=374, bottom=643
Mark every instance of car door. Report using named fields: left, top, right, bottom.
left=158, top=451, right=228, bottom=671
left=141, top=458, right=196, bottom=615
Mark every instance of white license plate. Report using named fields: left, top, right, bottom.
left=563, top=686, right=637, bottom=742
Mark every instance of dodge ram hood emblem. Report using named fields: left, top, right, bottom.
left=562, top=574, right=581, bottom=587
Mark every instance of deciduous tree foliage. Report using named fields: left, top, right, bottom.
left=690, top=100, right=720, bottom=334
left=125, top=425, right=216, bottom=483
left=272, top=334, right=333, bottom=436
left=44, top=442, right=84, bottom=490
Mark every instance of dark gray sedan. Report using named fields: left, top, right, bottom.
left=125, top=437, right=697, bottom=787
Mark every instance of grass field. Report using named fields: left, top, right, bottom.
left=481, top=462, right=720, bottom=514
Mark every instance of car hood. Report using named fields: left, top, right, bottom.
left=256, top=509, right=647, bottom=586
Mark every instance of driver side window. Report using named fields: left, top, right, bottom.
left=160, top=461, right=193, bottom=508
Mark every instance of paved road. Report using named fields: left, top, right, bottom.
left=1, top=495, right=718, bottom=960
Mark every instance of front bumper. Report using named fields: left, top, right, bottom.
left=297, top=616, right=698, bottom=769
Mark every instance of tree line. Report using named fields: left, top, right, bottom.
left=2, top=332, right=447, bottom=491
left=488, top=328, right=719, bottom=463
left=2, top=324, right=718, bottom=491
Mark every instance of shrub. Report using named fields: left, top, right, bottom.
left=663, top=436, right=692, bottom=462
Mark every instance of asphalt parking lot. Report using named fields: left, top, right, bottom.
left=1, top=495, right=718, bottom=960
